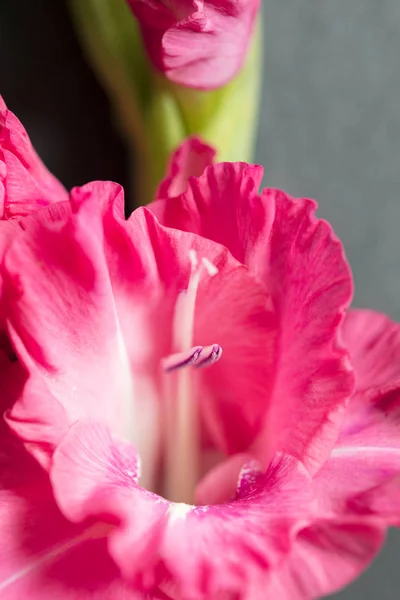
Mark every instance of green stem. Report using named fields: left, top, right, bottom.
left=68, top=0, right=263, bottom=208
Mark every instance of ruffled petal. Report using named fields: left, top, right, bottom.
left=51, top=421, right=169, bottom=585
left=329, top=309, right=400, bottom=521
left=266, top=448, right=390, bottom=599
left=0, top=96, right=67, bottom=218
left=266, top=309, right=400, bottom=599
left=255, top=190, right=354, bottom=472
left=51, top=421, right=315, bottom=599
left=155, top=136, right=215, bottom=199
left=0, top=418, right=141, bottom=599
left=161, top=454, right=313, bottom=600
left=265, top=520, right=385, bottom=600
left=150, top=161, right=265, bottom=270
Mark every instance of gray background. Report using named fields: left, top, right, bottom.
left=1, top=1, right=400, bottom=597
left=257, top=3, right=400, bottom=598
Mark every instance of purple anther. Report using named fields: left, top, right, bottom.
left=195, top=344, right=223, bottom=368
left=162, top=346, right=203, bottom=372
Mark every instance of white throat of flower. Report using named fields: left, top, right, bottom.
left=162, top=250, right=222, bottom=503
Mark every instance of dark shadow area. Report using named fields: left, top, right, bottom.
left=0, top=0, right=128, bottom=191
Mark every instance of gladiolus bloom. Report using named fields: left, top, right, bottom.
left=1, top=110, right=400, bottom=600
left=125, top=0, right=261, bottom=89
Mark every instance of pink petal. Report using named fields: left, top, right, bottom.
left=272, top=310, right=400, bottom=599
left=151, top=167, right=354, bottom=471
left=2, top=177, right=277, bottom=464
left=2, top=189, right=137, bottom=461
left=161, top=454, right=314, bottom=599
left=0, top=220, right=21, bottom=306
left=0, top=345, right=9, bottom=371
left=0, top=418, right=141, bottom=599
left=256, top=190, right=353, bottom=472
left=156, top=136, right=215, bottom=198
left=51, top=421, right=315, bottom=599
left=0, top=220, right=21, bottom=259
left=51, top=421, right=169, bottom=584
left=326, top=310, right=400, bottom=521
left=95, top=180, right=277, bottom=455
left=313, top=448, right=400, bottom=520
left=348, top=474, right=400, bottom=524
left=343, top=309, right=400, bottom=395
left=128, top=1, right=261, bottom=89
left=0, top=96, right=68, bottom=218
left=150, top=162, right=265, bottom=270
left=124, top=204, right=278, bottom=455
left=266, top=520, right=385, bottom=600
left=2, top=361, right=72, bottom=470
left=194, top=452, right=254, bottom=505
left=0, top=494, right=137, bottom=599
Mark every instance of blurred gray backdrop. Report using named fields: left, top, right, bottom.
left=1, top=1, right=400, bottom=598
left=257, top=3, right=400, bottom=597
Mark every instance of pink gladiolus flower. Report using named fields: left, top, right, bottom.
left=126, top=0, right=261, bottom=89
left=1, top=112, right=400, bottom=599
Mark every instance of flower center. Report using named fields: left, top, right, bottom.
left=161, top=250, right=222, bottom=503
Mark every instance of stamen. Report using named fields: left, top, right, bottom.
left=162, top=346, right=203, bottom=372
left=195, top=344, right=223, bottom=368
left=163, top=250, right=222, bottom=503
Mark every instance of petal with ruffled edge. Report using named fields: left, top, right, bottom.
left=161, top=454, right=314, bottom=600
left=264, top=309, right=400, bottom=599
left=263, top=454, right=389, bottom=599
left=256, top=189, right=354, bottom=472
left=151, top=161, right=265, bottom=270
left=314, top=309, right=400, bottom=520
left=0, top=416, right=144, bottom=600
left=151, top=161, right=354, bottom=471
left=51, top=420, right=315, bottom=599
left=155, top=136, right=215, bottom=198
left=0, top=96, right=68, bottom=219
